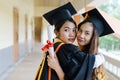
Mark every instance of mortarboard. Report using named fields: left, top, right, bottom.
left=43, top=2, right=77, bottom=25
left=82, top=8, right=114, bottom=37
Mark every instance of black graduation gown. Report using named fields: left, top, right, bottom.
left=36, top=41, right=95, bottom=80
left=35, top=52, right=59, bottom=80
left=54, top=42, right=95, bottom=80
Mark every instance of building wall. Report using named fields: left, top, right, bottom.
left=34, top=6, right=56, bottom=44
left=0, top=0, right=34, bottom=76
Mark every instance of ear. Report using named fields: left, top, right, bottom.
left=54, top=29, right=59, bottom=37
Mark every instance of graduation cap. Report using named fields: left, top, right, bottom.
left=43, top=2, right=77, bottom=26
left=82, top=8, right=114, bottom=37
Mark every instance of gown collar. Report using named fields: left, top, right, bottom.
left=54, top=37, right=64, bottom=43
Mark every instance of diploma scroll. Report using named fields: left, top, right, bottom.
left=47, top=25, right=54, bottom=58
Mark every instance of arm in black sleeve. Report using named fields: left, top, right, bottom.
left=55, top=43, right=95, bottom=80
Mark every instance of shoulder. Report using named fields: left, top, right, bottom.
left=54, top=42, right=80, bottom=53
left=62, top=44, right=78, bottom=50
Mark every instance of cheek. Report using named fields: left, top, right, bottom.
left=74, top=32, right=77, bottom=37
left=77, top=33, right=80, bottom=38
left=76, top=32, right=80, bottom=38
left=59, top=33, right=67, bottom=40
left=60, top=32, right=67, bottom=37
left=85, top=36, right=92, bottom=44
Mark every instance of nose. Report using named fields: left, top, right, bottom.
left=79, top=32, right=84, bottom=38
left=69, top=30, right=75, bottom=37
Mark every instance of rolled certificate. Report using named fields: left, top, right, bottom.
left=47, top=25, right=54, bottom=57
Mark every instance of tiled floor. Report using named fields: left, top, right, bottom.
left=2, top=42, right=120, bottom=80
left=4, top=53, right=43, bottom=80
left=3, top=42, right=44, bottom=80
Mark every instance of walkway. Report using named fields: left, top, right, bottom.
left=4, top=52, right=42, bottom=80
left=2, top=42, right=44, bottom=80
left=1, top=43, right=120, bottom=80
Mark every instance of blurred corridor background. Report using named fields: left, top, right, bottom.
left=0, top=0, right=120, bottom=80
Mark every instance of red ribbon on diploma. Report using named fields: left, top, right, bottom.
left=41, top=40, right=53, bottom=51
left=41, top=40, right=54, bottom=80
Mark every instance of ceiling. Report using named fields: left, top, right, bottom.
left=34, top=0, right=61, bottom=7
left=34, top=0, right=108, bottom=12
left=34, top=0, right=93, bottom=11
left=34, top=0, right=82, bottom=7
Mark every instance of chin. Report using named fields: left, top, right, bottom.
left=78, top=43, right=85, bottom=46
left=68, top=41, right=73, bottom=44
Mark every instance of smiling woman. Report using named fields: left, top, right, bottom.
left=76, top=8, right=115, bottom=80
left=77, top=22, right=94, bottom=47
left=35, top=2, right=108, bottom=80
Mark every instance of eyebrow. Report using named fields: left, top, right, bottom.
left=64, top=27, right=76, bottom=29
left=79, top=29, right=91, bottom=33
left=64, top=27, right=69, bottom=28
left=85, top=30, right=92, bottom=33
left=85, top=30, right=90, bottom=32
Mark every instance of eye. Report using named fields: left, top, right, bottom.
left=73, top=28, right=76, bottom=32
left=85, top=32, right=90, bottom=35
left=64, top=28, right=69, bottom=32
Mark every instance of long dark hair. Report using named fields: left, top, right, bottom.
left=78, top=20, right=106, bottom=80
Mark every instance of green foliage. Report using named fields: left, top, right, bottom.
left=99, top=0, right=120, bottom=20
left=114, top=14, right=120, bottom=20
left=99, top=35, right=120, bottom=51
left=99, top=0, right=120, bottom=51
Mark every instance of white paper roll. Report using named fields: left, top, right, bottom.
left=47, top=25, right=54, bottom=57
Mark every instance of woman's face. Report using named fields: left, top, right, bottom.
left=56, top=20, right=76, bottom=44
left=77, top=22, right=94, bottom=46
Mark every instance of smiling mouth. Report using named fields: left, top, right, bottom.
left=78, top=39, right=84, bottom=42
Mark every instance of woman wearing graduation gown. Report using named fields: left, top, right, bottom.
left=47, top=8, right=114, bottom=80
left=37, top=2, right=110, bottom=80
left=76, top=8, right=113, bottom=80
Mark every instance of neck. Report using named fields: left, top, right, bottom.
left=78, top=45, right=84, bottom=50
